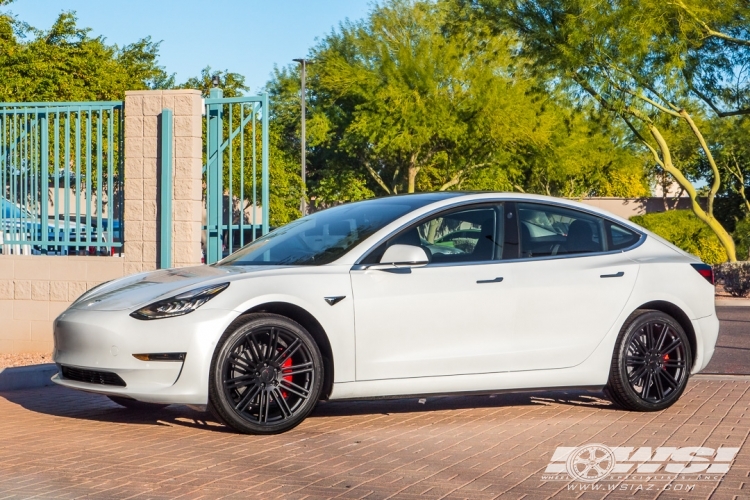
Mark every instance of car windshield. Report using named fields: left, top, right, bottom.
left=218, top=194, right=459, bottom=266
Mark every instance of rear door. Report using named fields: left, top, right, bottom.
left=495, top=202, right=640, bottom=371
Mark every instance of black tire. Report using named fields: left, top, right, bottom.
left=606, top=310, right=692, bottom=411
left=208, top=313, right=324, bottom=434
left=107, top=395, right=168, bottom=410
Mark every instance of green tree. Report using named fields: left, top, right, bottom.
left=632, top=210, right=727, bottom=264
left=183, top=67, right=303, bottom=226
left=0, top=9, right=173, bottom=101
left=267, top=0, right=649, bottom=209
left=465, top=0, right=750, bottom=260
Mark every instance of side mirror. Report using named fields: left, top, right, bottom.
left=379, top=244, right=429, bottom=266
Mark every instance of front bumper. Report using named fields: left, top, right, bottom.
left=52, top=306, right=237, bottom=404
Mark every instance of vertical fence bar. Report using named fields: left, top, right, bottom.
left=85, top=109, right=92, bottom=252
left=239, top=103, right=245, bottom=248
left=40, top=112, right=49, bottom=252
left=64, top=112, right=70, bottom=253
left=96, top=110, right=103, bottom=252
left=252, top=105, right=257, bottom=240
left=261, top=93, right=269, bottom=235
left=160, top=108, right=173, bottom=269
left=75, top=111, right=81, bottom=250
left=228, top=103, right=233, bottom=254
left=107, top=109, right=114, bottom=253
left=206, top=88, right=223, bottom=264
left=118, top=104, right=124, bottom=256
left=53, top=113, right=60, bottom=251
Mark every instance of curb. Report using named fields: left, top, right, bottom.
left=715, top=298, right=750, bottom=307
left=0, top=364, right=57, bottom=392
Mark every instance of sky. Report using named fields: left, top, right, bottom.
left=6, top=0, right=375, bottom=93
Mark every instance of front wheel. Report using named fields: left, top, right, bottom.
left=208, top=313, right=324, bottom=434
left=606, top=310, right=692, bottom=411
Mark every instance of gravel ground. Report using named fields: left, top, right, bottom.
left=0, top=353, right=53, bottom=368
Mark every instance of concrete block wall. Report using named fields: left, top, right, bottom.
left=0, top=89, right=207, bottom=355
left=0, top=255, right=125, bottom=353
left=124, top=89, right=204, bottom=273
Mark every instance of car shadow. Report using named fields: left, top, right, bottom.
left=0, top=385, right=235, bottom=433
left=0, top=385, right=617, bottom=434
left=311, top=389, right=616, bottom=418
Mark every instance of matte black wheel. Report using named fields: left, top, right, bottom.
left=107, top=396, right=168, bottom=410
left=208, top=313, right=324, bottom=434
left=607, top=310, right=691, bottom=411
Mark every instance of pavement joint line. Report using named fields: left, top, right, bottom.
left=650, top=381, right=738, bottom=500
left=378, top=397, right=597, bottom=499
left=694, top=374, right=750, bottom=381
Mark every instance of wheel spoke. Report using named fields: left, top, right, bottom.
left=658, top=369, right=678, bottom=389
left=266, top=328, right=279, bottom=360
left=273, top=388, right=293, bottom=418
left=628, top=364, right=648, bottom=384
left=229, top=353, right=254, bottom=374
left=279, top=379, right=311, bottom=399
left=281, top=361, right=314, bottom=376
left=634, top=336, right=649, bottom=356
left=654, top=370, right=665, bottom=400
left=642, top=371, right=653, bottom=400
left=234, top=383, right=261, bottom=412
left=626, top=355, right=646, bottom=366
left=247, top=333, right=263, bottom=363
left=664, top=360, right=686, bottom=368
left=275, top=338, right=301, bottom=366
left=660, top=338, right=682, bottom=356
left=225, top=374, right=255, bottom=390
left=655, top=324, right=669, bottom=351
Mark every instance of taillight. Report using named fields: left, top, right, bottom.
left=691, top=263, right=714, bottom=285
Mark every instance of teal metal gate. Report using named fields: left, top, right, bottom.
left=0, top=101, right=123, bottom=255
left=204, top=89, right=269, bottom=264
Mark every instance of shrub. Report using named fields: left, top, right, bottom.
left=630, top=210, right=728, bottom=265
left=732, top=218, right=750, bottom=261
left=714, top=262, right=750, bottom=297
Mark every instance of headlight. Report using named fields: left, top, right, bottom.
left=130, top=283, right=229, bottom=320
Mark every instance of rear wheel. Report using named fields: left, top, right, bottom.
left=606, top=310, right=691, bottom=411
left=208, top=313, right=324, bottom=434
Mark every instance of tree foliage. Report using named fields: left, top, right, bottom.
left=267, top=0, right=649, bottom=209
left=463, top=0, right=750, bottom=260
left=0, top=8, right=173, bottom=101
left=631, top=210, right=727, bottom=264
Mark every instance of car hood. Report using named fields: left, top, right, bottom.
left=68, top=265, right=288, bottom=312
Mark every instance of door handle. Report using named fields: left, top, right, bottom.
left=477, top=277, right=504, bottom=284
left=600, top=271, right=624, bottom=278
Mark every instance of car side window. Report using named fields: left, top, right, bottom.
left=517, top=203, right=606, bottom=258
left=362, top=204, right=505, bottom=265
left=608, top=222, right=640, bottom=250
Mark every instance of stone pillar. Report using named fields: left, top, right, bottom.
left=123, top=90, right=204, bottom=273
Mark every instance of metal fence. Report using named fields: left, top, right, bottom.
left=204, top=90, right=269, bottom=264
left=0, top=101, right=123, bottom=255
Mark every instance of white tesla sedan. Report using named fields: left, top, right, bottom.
left=53, top=193, right=719, bottom=434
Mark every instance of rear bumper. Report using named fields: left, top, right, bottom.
left=52, top=306, right=237, bottom=404
left=692, top=314, right=720, bottom=374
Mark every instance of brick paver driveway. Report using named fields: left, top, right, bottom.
left=0, top=308, right=748, bottom=499
left=0, top=377, right=747, bottom=499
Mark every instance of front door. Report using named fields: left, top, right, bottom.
left=351, top=203, right=514, bottom=381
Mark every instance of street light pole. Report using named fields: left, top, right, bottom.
left=293, top=58, right=307, bottom=215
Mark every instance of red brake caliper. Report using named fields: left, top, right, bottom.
left=280, top=354, right=293, bottom=398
